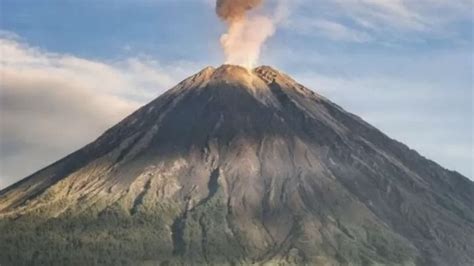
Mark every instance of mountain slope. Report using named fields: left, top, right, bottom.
left=1, top=65, right=473, bottom=266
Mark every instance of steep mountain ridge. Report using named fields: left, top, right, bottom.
left=0, top=65, right=473, bottom=266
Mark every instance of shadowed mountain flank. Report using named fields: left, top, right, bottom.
left=0, top=65, right=473, bottom=266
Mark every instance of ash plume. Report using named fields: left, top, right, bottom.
left=215, top=0, right=282, bottom=68
left=216, top=0, right=263, bottom=22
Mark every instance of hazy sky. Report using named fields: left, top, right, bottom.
left=0, top=0, right=472, bottom=188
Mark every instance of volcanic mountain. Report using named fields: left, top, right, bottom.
left=0, top=65, right=473, bottom=266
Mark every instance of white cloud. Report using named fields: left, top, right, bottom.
left=0, top=36, right=199, bottom=189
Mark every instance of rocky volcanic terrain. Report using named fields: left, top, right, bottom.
left=0, top=65, right=473, bottom=266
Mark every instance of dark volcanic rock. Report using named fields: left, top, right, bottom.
left=0, top=65, right=473, bottom=266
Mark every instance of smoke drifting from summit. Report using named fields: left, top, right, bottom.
left=216, top=0, right=277, bottom=68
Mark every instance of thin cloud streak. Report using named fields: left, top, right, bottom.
left=287, top=18, right=373, bottom=43
left=286, top=0, right=472, bottom=43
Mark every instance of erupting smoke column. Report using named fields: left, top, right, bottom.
left=216, top=0, right=276, bottom=68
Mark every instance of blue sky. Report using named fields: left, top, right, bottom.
left=0, top=0, right=472, bottom=188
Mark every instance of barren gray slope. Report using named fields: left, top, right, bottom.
left=0, top=65, right=473, bottom=266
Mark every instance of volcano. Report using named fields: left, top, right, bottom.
left=0, top=65, right=473, bottom=266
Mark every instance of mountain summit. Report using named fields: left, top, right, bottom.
left=1, top=65, right=473, bottom=265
